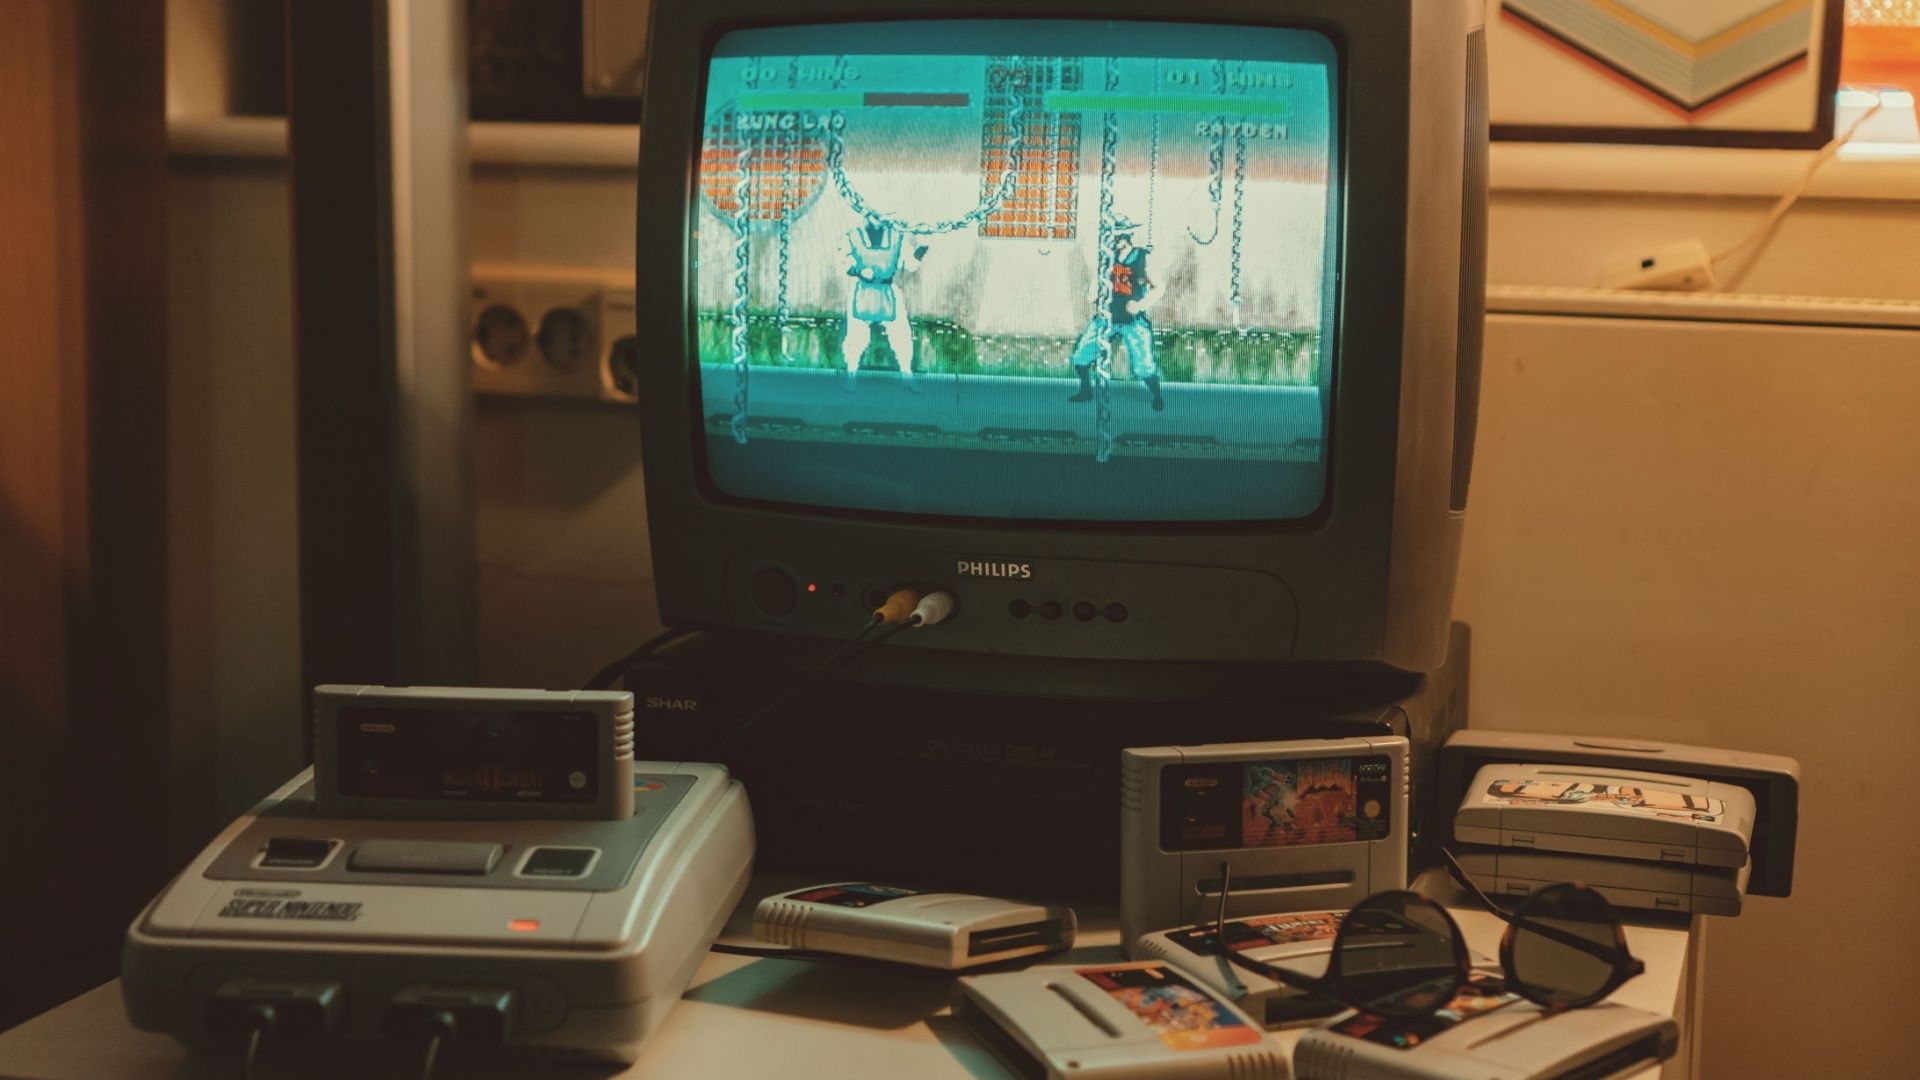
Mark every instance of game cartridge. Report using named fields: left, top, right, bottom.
left=1454, top=763, right=1754, bottom=868
left=312, top=684, right=635, bottom=821
left=1132, top=910, right=1350, bottom=1028
left=1293, top=983, right=1677, bottom=1080
left=753, top=883, right=1075, bottom=970
left=1122, top=736, right=1409, bottom=949
left=956, top=961, right=1288, bottom=1080
left=1133, top=911, right=1503, bottom=1030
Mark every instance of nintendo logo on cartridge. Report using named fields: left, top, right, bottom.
left=956, top=560, right=1032, bottom=580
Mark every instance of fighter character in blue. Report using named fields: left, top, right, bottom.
left=841, top=211, right=929, bottom=392
left=1068, top=215, right=1164, bottom=411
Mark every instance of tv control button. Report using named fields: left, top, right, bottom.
left=260, top=837, right=337, bottom=869
left=1009, top=599, right=1032, bottom=619
left=1106, top=603, right=1129, bottom=623
left=1037, top=601, right=1063, bottom=620
left=1072, top=601, right=1096, bottom=622
left=751, top=567, right=799, bottom=617
left=348, top=840, right=502, bottom=875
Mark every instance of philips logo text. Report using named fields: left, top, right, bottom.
left=956, top=560, right=1032, bottom=580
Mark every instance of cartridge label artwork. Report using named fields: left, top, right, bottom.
left=1168, top=910, right=1345, bottom=954
left=1483, top=779, right=1726, bottom=823
left=788, top=883, right=918, bottom=907
left=1076, top=963, right=1261, bottom=1051
left=1161, top=754, right=1393, bottom=851
left=335, top=706, right=601, bottom=804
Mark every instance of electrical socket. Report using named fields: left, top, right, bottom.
left=470, top=265, right=639, bottom=403
left=1598, top=240, right=1717, bottom=292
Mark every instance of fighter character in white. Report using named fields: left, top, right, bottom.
left=842, top=211, right=928, bottom=392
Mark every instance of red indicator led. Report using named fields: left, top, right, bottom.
left=806, top=583, right=818, bottom=593
left=509, top=919, right=541, bottom=933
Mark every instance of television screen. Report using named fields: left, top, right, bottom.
left=692, top=20, right=1339, bottom=522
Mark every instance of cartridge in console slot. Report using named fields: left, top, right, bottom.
left=312, top=685, right=635, bottom=821
left=1122, top=737, right=1409, bottom=951
left=1453, top=762, right=1756, bottom=868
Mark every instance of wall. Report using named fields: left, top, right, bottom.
left=1459, top=315, right=1919, bottom=1079
left=469, top=164, right=659, bottom=688
left=164, top=158, right=305, bottom=850
left=1490, top=189, right=1920, bottom=298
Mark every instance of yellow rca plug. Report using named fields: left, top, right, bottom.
left=873, top=588, right=923, bottom=625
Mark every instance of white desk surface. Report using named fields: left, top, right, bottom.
left=0, top=871, right=1701, bottom=1080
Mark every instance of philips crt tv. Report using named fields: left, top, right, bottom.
left=633, top=0, right=1488, bottom=676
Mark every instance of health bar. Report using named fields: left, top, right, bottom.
left=737, top=91, right=972, bottom=109
left=1044, top=92, right=1292, bottom=117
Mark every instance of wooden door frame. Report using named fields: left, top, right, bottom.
left=0, top=0, right=171, bottom=1029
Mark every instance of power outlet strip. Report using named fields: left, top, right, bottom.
left=470, top=265, right=639, bottom=403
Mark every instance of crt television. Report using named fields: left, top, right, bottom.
left=633, top=0, right=1488, bottom=675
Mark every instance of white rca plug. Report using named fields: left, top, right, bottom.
left=909, top=591, right=956, bottom=627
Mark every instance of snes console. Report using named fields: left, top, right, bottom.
left=1436, top=730, right=1799, bottom=897
left=122, top=686, right=756, bottom=1065
left=1121, top=736, right=1409, bottom=950
left=1455, top=848, right=1751, bottom=917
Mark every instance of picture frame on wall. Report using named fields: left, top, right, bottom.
left=1489, top=0, right=1846, bottom=148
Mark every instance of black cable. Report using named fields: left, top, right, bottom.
left=583, top=627, right=697, bottom=690
left=418, top=1010, right=457, bottom=1080
left=863, top=619, right=915, bottom=650
left=1214, top=861, right=1232, bottom=946
left=710, top=941, right=852, bottom=964
left=1210, top=861, right=1249, bottom=996
left=240, top=1002, right=275, bottom=1080
left=420, top=1031, right=443, bottom=1080
left=821, top=615, right=885, bottom=670
left=704, top=615, right=882, bottom=759
left=703, top=587, right=949, bottom=760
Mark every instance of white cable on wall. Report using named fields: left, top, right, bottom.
left=1711, top=99, right=1886, bottom=290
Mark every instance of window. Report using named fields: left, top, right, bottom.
left=978, top=57, right=1083, bottom=240
left=1840, top=0, right=1920, bottom=154
left=699, top=109, right=827, bottom=221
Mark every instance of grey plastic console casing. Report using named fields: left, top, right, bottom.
left=1437, top=731, right=1799, bottom=897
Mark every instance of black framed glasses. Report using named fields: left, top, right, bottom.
left=1211, top=850, right=1645, bottom=1019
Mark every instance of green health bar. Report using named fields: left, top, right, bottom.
left=734, top=90, right=1290, bottom=118
left=1044, top=92, right=1291, bottom=117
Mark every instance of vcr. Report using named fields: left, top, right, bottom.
left=628, top=623, right=1470, bottom=899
